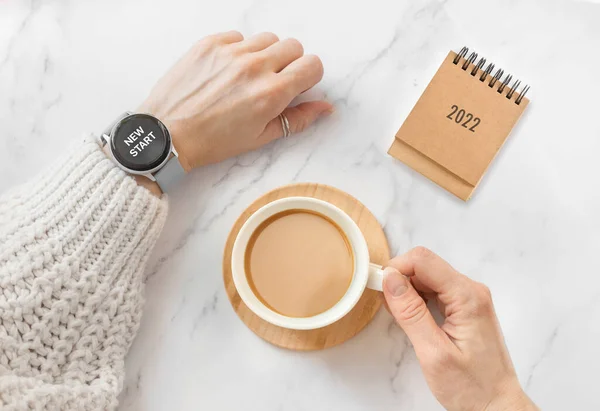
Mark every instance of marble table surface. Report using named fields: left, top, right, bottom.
left=2, top=0, right=600, bottom=409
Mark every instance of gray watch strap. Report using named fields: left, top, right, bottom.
left=99, top=111, right=132, bottom=146
left=154, top=155, right=185, bottom=192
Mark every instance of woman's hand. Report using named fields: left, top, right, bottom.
left=138, top=31, right=332, bottom=172
left=383, top=247, right=538, bottom=411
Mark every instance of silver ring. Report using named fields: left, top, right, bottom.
left=279, top=113, right=291, bottom=138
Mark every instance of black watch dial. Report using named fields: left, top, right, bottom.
left=110, top=114, right=171, bottom=172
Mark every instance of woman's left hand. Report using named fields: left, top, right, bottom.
left=139, top=30, right=332, bottom=172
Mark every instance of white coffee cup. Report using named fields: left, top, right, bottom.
left=231, top=196, right=385, bottom=330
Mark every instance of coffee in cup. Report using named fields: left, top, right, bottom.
left=245, top=209, right=354, bottom=318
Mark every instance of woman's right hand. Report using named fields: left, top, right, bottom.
left=383, top=247, right=538, bottom=411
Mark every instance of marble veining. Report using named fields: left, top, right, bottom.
left=2, top=0, right=600, bottom=409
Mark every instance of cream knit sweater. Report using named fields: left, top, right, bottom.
left=0, top=138, right=168, bottom=410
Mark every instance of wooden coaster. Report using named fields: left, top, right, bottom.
left=223, top=183, right=390, bottom=351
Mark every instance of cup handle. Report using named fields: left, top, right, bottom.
left=367, top=263, right=385, bottom=292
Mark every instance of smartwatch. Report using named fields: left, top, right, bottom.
left=98, top=112, right=185, bottom=192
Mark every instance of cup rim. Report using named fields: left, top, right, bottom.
left=231, top=197, right=370, bottom=330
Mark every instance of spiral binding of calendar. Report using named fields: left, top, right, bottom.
left=453, top=47, right=530, bottom=105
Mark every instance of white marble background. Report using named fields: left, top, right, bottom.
left=2, top=0, right=600, bottom=409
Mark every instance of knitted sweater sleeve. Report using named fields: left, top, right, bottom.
left=0, top=138, right=169, bottom=410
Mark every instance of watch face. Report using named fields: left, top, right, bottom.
left=110, top=114, right=171, bottom=172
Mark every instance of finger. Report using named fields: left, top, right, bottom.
left=207, top=30, right=244, bottom=44
left=238, top=32, right=279, bottom=52
left=383, top=290, right=428, bottom=315
left=383, top=267, right=453, bottom=357
left=387, top=247, right=465, bottom=295
left=384, top=287, right=433, bottom=317
left=261, top=38, right=304, bottom=72
left=278, top=54, right=324, bottom=97
left=411, top=275, right=435, bottom=295
left=257, top=101, right=333, bottom=144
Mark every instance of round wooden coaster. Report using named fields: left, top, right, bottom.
left=223, top=183, right=390, bottom=351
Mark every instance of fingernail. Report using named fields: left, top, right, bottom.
left=322, top=106, right=335, bottom=116
left=384, top=267, right=408, bottom=297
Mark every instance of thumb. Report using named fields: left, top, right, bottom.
left=258, top=100, right=334, bottom=143
left=383, top=267, right=447, bottom=354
